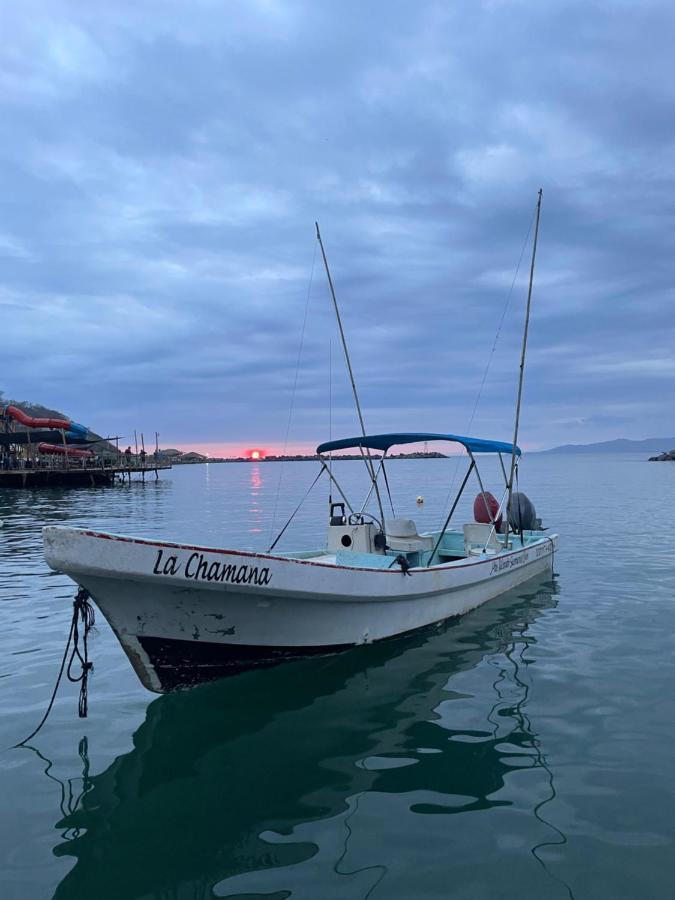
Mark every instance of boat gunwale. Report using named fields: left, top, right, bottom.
left=44, top=525, right=557, bottom=577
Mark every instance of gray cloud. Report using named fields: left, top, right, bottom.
left=2, top=0, right=675, bottom=451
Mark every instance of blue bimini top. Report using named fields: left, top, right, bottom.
left=316, top=432, right=520, bottom=456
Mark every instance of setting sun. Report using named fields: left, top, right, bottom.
left=251, top=450, right=260, bottom=460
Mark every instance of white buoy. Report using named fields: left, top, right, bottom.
left=416, top=496, right=424, bottom=505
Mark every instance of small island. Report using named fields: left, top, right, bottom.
left=648, top=449, right=675, bottom=461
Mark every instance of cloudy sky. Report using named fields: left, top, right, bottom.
left=2, top=0, right=674, bottom=454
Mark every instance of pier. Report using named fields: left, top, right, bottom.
left=0, top=458, right=172, bottom=488
left=0, top=404, right=171, bottom=488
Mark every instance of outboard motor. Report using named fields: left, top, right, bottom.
left=473, top=492, right=502, bottom=531
left=508, top=492, right=543, bottom=532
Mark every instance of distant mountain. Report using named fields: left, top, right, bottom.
left=540, top=437, right=675, bottom=455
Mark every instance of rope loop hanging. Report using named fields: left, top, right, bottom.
left=14, top=587, right=96, bottom=747
left=67, top=588, right=96, bottom=718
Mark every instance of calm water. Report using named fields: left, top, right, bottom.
left=1, top=455, right=675, bottom=899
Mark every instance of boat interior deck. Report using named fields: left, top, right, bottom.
left=282, top=525, right=546, bottom=570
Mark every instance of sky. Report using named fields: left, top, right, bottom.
left=2, top=0, right=675, bottom=455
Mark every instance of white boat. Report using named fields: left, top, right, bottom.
left=43, top=193, right=554, bottom=694
left=43, top=430, right=557, bottom=693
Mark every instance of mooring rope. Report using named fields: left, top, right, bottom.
left=67, top=589, right=95, bottom=718
left=14, top=588, right=95, bottom=747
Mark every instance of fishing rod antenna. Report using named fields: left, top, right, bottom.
left=505, top=188, right=543, bottom=545
left=315, top=222, right=387, bottom=532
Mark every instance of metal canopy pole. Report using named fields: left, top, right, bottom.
left=506, top=189, right=542, bottom=545
left=315, top=222, right=387, bottom=532
left=484, top=484, right=511, bottom=551
left=317, top=455, right=355, bottom=514
left=380, top=453, right=396, bottom=516
left=498, top=452, right=508, bottom=487
left=269, top=467, right=325, bottom=552
left=427, top=460, right=475, bottom=567
left=359, top=452, right=386, bottom=514
left=470, top=450, right=498, bottom=527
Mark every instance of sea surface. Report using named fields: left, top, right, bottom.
left=1, top=454, right=674, bottom=899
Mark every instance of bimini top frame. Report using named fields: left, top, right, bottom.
left=270, top=433, right=520, bottom=554
left=316, top=432, right=521, bottom=457
left=313, top=432, right=521, bottom=565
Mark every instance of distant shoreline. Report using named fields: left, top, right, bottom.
left=536, top=436, right=675, bottom=455
left=172, top=452, right=449, bottom=464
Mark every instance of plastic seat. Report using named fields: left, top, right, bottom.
left=463, top=522, right=502, bottom=555
left=385, top=518, right=434, bottom=552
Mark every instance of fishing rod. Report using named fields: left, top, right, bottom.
left=505, top=189, right=543, bottom=546
left=315, top=222, right=387, bottom=532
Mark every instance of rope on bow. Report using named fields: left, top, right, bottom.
left=388, top=554, right=412, bottom=576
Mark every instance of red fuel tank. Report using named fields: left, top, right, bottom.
left=473, top=492, right=502, bottom=530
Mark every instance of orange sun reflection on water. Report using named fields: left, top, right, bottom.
left=249, top=462, right=263, bottom=534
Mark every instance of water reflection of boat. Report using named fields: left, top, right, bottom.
left=51, top=578, right=559, bottom=900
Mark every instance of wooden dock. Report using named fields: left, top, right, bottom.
left=0, top=461, right=172, bottom=488
left=0, top=406, right=172, bottom=488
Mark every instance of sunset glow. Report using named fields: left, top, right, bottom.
left=163, top=443, right=318, bottom=458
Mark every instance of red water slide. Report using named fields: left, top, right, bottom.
left=37, top=443, right=94, bottom=458
left=5, top=404, right=71, bottom=430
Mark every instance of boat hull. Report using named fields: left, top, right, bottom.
left=43, top=525, right=557, bottom=692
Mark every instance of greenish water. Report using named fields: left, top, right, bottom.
left=1, top=456, right=675, bottom=899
